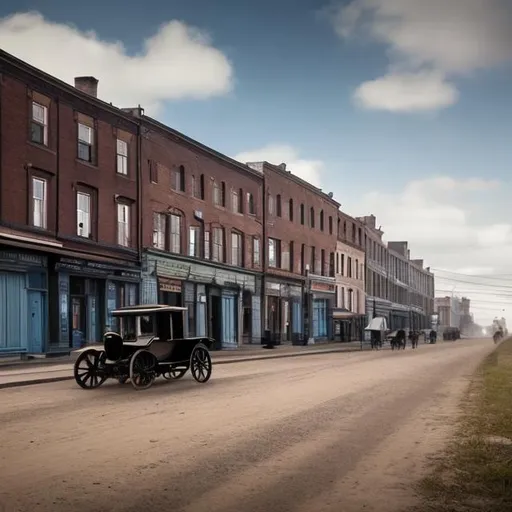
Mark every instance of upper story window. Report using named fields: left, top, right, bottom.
left=232, top=189, right=242, bottom=214
left=189, top=226, right=200, bottom=257
left=78, top=123, right=94, bottom=163
left=268, top=238, right=281, bottom=268
left=169, top=214, right=182, bottom=253
left=310, top=207, right=315, bottom=228
left=320, top=210, right=324, bottom=231
left=231, top=231, right=243, bottom=266
left=276, top=194, right=282, bottom=217
left=172, top=165, right=185, bottom=192
left=289, top=199, right=294, bottom=222
left=212, top=227, right=225, bottom=262
left=117, top=203, right=130, bottom=247
left=300, top=204, right=305, bottom=225
left=32, top=177, right=47, bottom=229
left=213, top=181, right=226, bottom=207
left=253, top=237, right=260, bottom=267
left=268, top=195, right=275, bottom=215
left=192, top=174, right=205, bottom=200
left=116, top=139, right=128, bottom=175
left=247, top=193, right=256, bottom=215
left=77, top=192, right=91, bottom=238
left=152, top=212, right=166, bottom=250
left=329, top=216, right=333, bottom=235
left=31, top=102, right=48, bottom=146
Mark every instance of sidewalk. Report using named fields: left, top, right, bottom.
left=0, top=341, right=369, bottom=389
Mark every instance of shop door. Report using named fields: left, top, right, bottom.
left=70, top=297, right=86, bottom=348
left=210, top=295, right=222, bottom=348
left=0, top=272, right=28, bottom=353
left=292, top=302, right=302, bottom=335
left=221, top=294, right=237, bottom=347
left=28, top=291, right=44, bottom=353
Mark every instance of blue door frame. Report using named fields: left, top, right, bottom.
left=27, top=290, right=44, bottom=353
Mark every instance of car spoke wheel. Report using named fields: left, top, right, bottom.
left=163, top=368, right=187, bottom=380
left=74, top=350, right=108, bottom=389
left=190, top=344, right=212, bottom=383
left=129, top=350, right=157, bottom=390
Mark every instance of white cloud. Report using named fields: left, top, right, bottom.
left=343, top=175, right=512, bottom=325
left=0, top=12, right=233, bottom=115
left=353, top=71, right=458, bottom=112
left=234, top=144, right=324, bottom=188
left=329, top=0, right=512, bottom=112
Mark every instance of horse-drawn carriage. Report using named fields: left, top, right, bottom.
left=73, top=305, right=214, bottom=391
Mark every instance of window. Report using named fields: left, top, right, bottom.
left=172, top=165, right=185, bottom=192
left=329, top=216, right=333, bottom=235
left=149, top=160, right=158, bottom=183
left=213, top=181, right=225, bottom=206
left=289, top=241, right=295, bottom=272
left=116, top=139, right=128, bottom=175
left=192, top=174, right=205, bottom=199
left=232, top=189, right=240, bottom=214
left=204, top=231, right=210, bottom=259
left=321, top=249, right=325, bottom=276
left=117, top=203, right=130, bottom=247
left=300, top=244, right=305, bottom=275
left=78, top=123, right=94, bottom=162
left=253, top=237, right=260, bottom=267
left=347, top=256, right=352, bottom=278
left=300, top=204, right=305, bottom=225
left=330, top=252, right=335, bottom=277
left=247, top=193, right=255, bottom=214
left=320, top=210, right=324, bottom=231
left=310, top=207, right=315, bottom=228
left=169, top=214, right=181, bottom=253
left=31, top=177, right=47, bottom=229
left=76, top=192, right=91, bottom=237
left=231, top=231, right=243, bottom=266
left=356, top=259, right=359, bottom=279
left=281, top=241, right=290, bottom=270
left=310, top=246, right=315, bottom=273
left=289, top=199, right=294, bottom=222
left=268, top=238, right=280, bottom=268
left=276, top=195, right=282, bottom=217
left=268, top=195, right=274, bottom=215
left=212, top=227, right=224, bottom=262
left=31, top=102, right=48, bottom=145
left=341, top=254, right=345, bottom=276
left=152, top=212, right=166, bottom=250
left=189, top=226, right=200, bottom=257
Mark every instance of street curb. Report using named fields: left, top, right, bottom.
left=0, top=346, right=366, bottom=390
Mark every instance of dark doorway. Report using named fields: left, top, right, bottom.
left=210, top=295, right=222, bottom=349
left=242, top=291, right=252, bottom=344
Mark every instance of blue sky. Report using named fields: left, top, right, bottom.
left=1, top=0, right=512, bottom=324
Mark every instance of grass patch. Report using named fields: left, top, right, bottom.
left=413, top=339, right=512, bottom=512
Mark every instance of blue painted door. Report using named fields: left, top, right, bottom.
left=292, top=302, right=302, bottom=334
left=28, top=290, right=44, bottom=353
left=221, top=294, right=237, bottom=347
left=0, top=272, right=28, bottom=353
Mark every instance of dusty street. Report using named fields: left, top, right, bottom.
left=0, top=339, right=494, bottom=512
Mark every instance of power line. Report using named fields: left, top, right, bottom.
left=435, top=276, right=512, bottom=290
left=432, top=268, right=512, bottom=281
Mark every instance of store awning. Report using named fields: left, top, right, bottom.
left=332, top=308, right=358, bottom=320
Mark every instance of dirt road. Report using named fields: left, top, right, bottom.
left=0, top=339, right=494, bottom=512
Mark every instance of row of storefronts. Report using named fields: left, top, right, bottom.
left=1, top=244, right=370, bottom=356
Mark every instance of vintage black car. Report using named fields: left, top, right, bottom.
left=73, top=305, right=214, bottom=391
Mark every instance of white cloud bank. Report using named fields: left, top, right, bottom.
left=328, top=0, right=512, bottom=112
left=234, top=144, right=324, bottom=188
left=0, top=12, right=233, bottom=115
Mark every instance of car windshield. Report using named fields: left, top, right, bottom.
left=140, top=315, right=156, bottom=336
left=120, top=316, right=137, bottom=341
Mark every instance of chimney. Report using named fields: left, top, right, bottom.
left=278, top=163, right=286, bottom=170
left=74, top=76, right=99, bottom=98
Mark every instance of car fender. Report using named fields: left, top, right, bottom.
left=72, top=345, right=105, bottom=355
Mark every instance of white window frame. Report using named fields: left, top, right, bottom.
left=169, top=214, right=181, bottom=254
left=78, top=123, right=93, bottom=162
left=116, top=139, right=128, bottom=175
left=231, top=190, right=240, bottom=214
left=213, top=182, right=222, bottom=206
left=189, top=226, right=200, bottom=257
left=231, top=231, right=242, bottom=266
left=152, top=212, right=166, bottom=250
left=204, top=231, right=210, bottom=260
left=32, top=177, right=47, bottom=229
left=31, top=102, right=48, bottom=145
left=117, top=203, right=130, bottom=247
left=212, top=227, right=224, bottom=262
left=268, top=238, right=277, bottom=268
left=77, top=192, right=91, bottom=238
left=253, top=237, right=260, bottom=266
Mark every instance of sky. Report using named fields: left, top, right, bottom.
left=1, top=0, right=512, bottom=326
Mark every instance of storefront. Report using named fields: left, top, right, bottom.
left=390, top=305, right=410, bottom=331
left=0, top=248, right=48, bottom=355
left=142, top=251, right=261, bottom=350
left=332, top=308, right=365, bottom=342
left=264, top=278, right=303, bottom=345
left=306, top=278, right=336, bottom=342
left=49, top=256, right=141, bottom=352
left=364, top=296, right=392, bottom=340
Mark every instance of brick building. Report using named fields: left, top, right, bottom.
left=333, top=212, right=366, bottom=341
left=133, top=113, right=264, bottom=349
left=0, top=51, right=141, bottom=355
left=243, top=161, right=339, bottom=343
